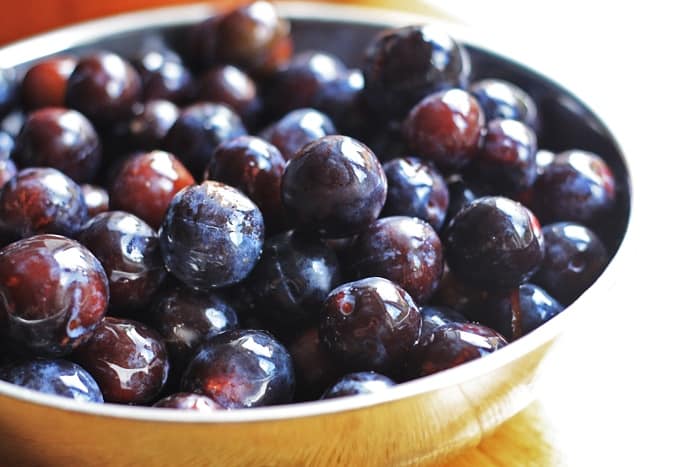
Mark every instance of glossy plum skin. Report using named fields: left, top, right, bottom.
left=0, top=69, right=17, bottom=118
left=469, top=79, right=540, bottom=131
left=20, top=56, right=77, bottom=111
left=247, top=231, right=342, bottom=331
left=65, top=52, right=142, bottom=127
left=266, top=51, right=347, bottom=117
left=149, top=286, right=239, bottom=382
left=403, top=89, right=485, bottom=171
left=109, top=150, right=194, bottom=229
left=476, top=119, right=538, bottom=195
left=78, top=211, right=166, bottom=312
left=532, top=150, right=616, bottom=225
left=362, top=24, right=470, bottom=121
left=458, top=283, right=563, bottom=341
left=0, top=133, right=17, bottom=189
left=281, top=135, right=387, bottom=238
left=533, top=222, right=608, bottom=305
left=13, top=107, right=101, bottom=183
left=413, top=322, right=506, bottom=377
left=321, top=372, right=395, bottom=399
left=0, top=167, right=87, bottom=240
left=163, top=102, right=247, bottom=177
left=214, top=0, right=292, bottom=75
left=181, top=329, right=295, bottom=408
left=159, top=182, right=265, bottom=289
left=381, top=157, right=449, bottom=231
left=419, top=305, right=465, bottom=341
left=0, top=235, right=108, bottom=356
left=0, top=358, right=103, bottom=403
left=197, top=65, right=261, bottom=127
left=133, top=49, right=194, bottom=104
left=81, top=184, right=109, bottom=218
left=319, top=277, right=422, bottom=374
left=125, top=99, right=179, bottom=150
left=260, top=108, right=336, bottom=161
left=443, top=174, right=483, bottom=230
left=287, top=326, right=343, bottom=401
left=315, top=69, right=366, bottom=135
left=73, top=317, right=169, bottom=404
left=206, top=136, right=286, bottom=232
left=444, top=196, right=544, bottom=289
left=153, top=393, right=223, bottom=410
left=349, top=216, right=443, bottom=304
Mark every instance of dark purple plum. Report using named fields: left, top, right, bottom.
left=402, top=89, right=485, bottom=171
left=532, top=150, right=616, bottom=225
left=362, top=24, right=470, bottom=121
left=260, top=108, right=336, bottom=161
left=444, top=196, right=544, bottom=289
left=321, top=372, right=395, bottom=399
left=419, top=305, right=465, bottom=340
left=381, top=157, right=448, bottom=230
left=159, top=182, right=265, bottom=289
left=0, top=358, right=103, bottom=403
left=246, top=231, right=341, bottom=331
left=20, top=56, right=77, bottom=111
left=287, top=326, right=343, bottom=401
left=469, top=79, right=540, bottom=131
left=319, top=277, right=422, bottom=374
left=0, top=235, right=108, bottom=356
left=78, top=211, right=166, bottom=312
left=153, top=393, right=223, bottom=410
left=125, top=99, right=179, bottom=150
left=13, top=107, right=101, bottom=183
left=73, top=317, right=169, bottom=404
left=533, top=222, right=608, bottom=305
left=349, top=216, right=443, bottom=304
left=281, top=135, right=387, bottom=238
left=181, top=329, right=294, bottom=408
left=133, top=48, right=194, bottom=104
left=163, top=102, right=247, bottom=177
left=197, top=65, right=261, bottom=127
left=0, top=167, right=87, bottom=240
left=81, top=184, right=109, bottom=218
left=315, top=69, right=366, bottom=135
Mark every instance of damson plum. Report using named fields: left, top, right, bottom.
left=81, top=184, right=109, bottom=218
left=363, top=25, right=470, bottom=121
left=0, top=235, right=108, bottom=356
left=73, top=317, right=169, bottom=404
left=349, top=216, right=443, bottom=304
left=149, top=286, right=239, bottom=382
left=206, top=136, right=286, bottom=232
left=532, top=150, right=616, bottom=225
left=469, top=79, right=540, bottom=131
left=109, top=150, right=194, bottom=230
left=266, top=51, right=347, bottom=117
left=65, top=52, right=142, bottom=127
left=444, top=197, right=544, bottom=289
left=214, top=1, right=292, bottom=75
left=13, top=107, right=101, bottom=183
left=475, top=119, right=538, bottom=195
left=0, top=167, right=87, bottom=240
left=281, top=135, right=387, bottom=238
left=20, top=56, right=77, bottom=111
left=533, top=222, right=608, bottom=305
left=197, top=65, right=261, bottom=127
left=381, top=157, right=449, bottom=230
left=402, top=89, right=485, bottom=171
left=259, top=108, right=336, bottom=161
left=78, top=211, right=166, bottom=312
left=321, top=372, right=395, bottom=399
left=287, top=326, right=343, bottom=401
left=443, top=174, right=485, bottom=229
left=153, top=393, right=223, bottom=410
left=159, top=182, right=265, bottom=289
left=319, top=277, right=422, bottom=374
left=125, top=99, right=179, bottom=150
left=315, top=69, right=366, bottom=135
left=458, top=283, right=563, bottom=341
left=163, top=102, right=247, bottom=177
left=181, top=329, right=294, bottom=408
left=419, top=305, right=465, bottom=340
left=413, top=322, right=506, bottom=377
left=0, top=358, right=103, bottom=402
left=246, top=231, right=341, bottom=331
left=133, top=48, right=194, bottom=104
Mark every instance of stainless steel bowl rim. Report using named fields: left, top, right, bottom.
left=0, top=1, right=635, bottom=423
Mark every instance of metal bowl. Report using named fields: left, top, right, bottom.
left=0, top=3, right=632, bottom=465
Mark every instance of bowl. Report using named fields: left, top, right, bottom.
left=0, top=2, right=632, bottom=465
